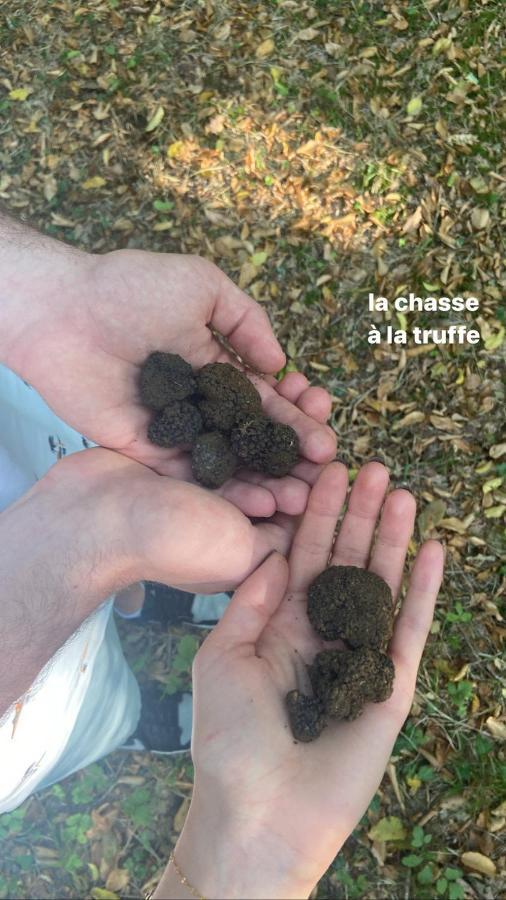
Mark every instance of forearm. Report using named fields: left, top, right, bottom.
left=0, top=475, right=132, bottom=716
left=0, top=209, right=90, bottom=374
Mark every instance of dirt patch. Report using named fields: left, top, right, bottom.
left=140, top=354, right=299, bottom=486
left=287, top=566, right=395, bottom=742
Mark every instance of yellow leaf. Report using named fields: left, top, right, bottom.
left=9, top=87, right=30, bottom=101
left=483, top=477, right=503, bottom=494
left=105, top=869, right=129, bottom=893
left=145, top=106, right=164, bottom=132
left=82, top=176, right=106, bottom=189
left=461, top=851, right=497, bottom=877
left=255, top=38, right=275, bottom=59
left=392, top=410, right=425, bottom=430
left=167, top=140, right=184, bottom=159
left=368, top=816, right=407, bottom=842
left=489, top=442, right=506, bottom=459
left=486, top=717, right=506, bottom=741
left=454, top=369, right=464, bottom=385
left=295, top=27, right=320, bottom=41
left=484, top=325, right=504, bottom=351
left=406, top=96, right=423, bottom=117
left=153, top=221, right=173, bottom=231
left=406, top=775, right=422, bottom=794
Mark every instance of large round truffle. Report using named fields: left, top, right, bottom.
left=148, top=400, right=202, bottom=448
left=230, top=417, right=299, bottom=478
left=196, top=363, right=262, bottom=427
left=192, top=432, right=237, bottom=488
left=309, top=648, right=394, bottom=720
left=307, top=565, right=393, bottom=649
left=140, top=352, right=196, bottom=410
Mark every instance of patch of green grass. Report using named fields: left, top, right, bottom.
left=449, top=733, right=506, bottom=815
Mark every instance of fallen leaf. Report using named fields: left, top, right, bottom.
left=461, top=851, right=497, bottom=877
left=418, top=499, right=447, bottom=536
left=406, top=96, right=423, bottom=117
left=105, top=869, right=129, bottom=893
left=471, top=208, right=490, bottom=230
left=145, top=106, right=165, bottom=132
left=402, top=205, right=422, bottom=233
left=294, top=27, right=320, bottom=41
left=173, top=797, right=190, bottom=833
left=255, top=38, right=275, bottom=59
left=392, top=410, right=425, bottom=430
left=82, top=176, right=106, bottom=190
left=239, top=260, right=258, bottom=289
left=489, top=443, right=506, bottom=459
left=368, top=816, right=407, bottom=842
left=9, top=87, right=30, bottom=101
left=486, top=717, right=506, bottom=741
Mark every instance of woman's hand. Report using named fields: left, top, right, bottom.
left=2, top=237, right=336, bottom=516
left=162, top=462, right=443, bottom=899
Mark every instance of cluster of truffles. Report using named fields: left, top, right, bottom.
left=286, top=566, right=395, bottom=742
left=140, top=352, right=299, bottom=488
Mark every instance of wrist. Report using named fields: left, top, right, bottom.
left=0, top=212, right=92, bottom=374
left=156, top=789, right=316, bottom=900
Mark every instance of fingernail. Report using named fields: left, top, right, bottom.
left=368, top=455, right=385, bottom=464
left=396, top=482, right=413, bottom=492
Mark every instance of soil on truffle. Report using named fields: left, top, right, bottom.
left=140, top=351, right=196, bottom=410
left=286, top=566, right=395, bottom=742
left=231, top=416, right=299, bottom=477
left=196, top=363, right=262, bottom=430
left=307, top=565, right=393, bottom=649
left=191, top=432, right=237, bottom=488
left=148, top=400, right=202, bottom=448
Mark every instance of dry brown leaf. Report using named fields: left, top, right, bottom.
left=418, top=499, right=447, bottom=536
left=255, top=38, right=275, bottom=59
left=392, top=410, right=425, bottom=430
left=486, top=716, right=506, bottom=741
left=471, top=208, right=490, bottom=230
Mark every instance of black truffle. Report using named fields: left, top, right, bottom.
left=286, top=690, right=327, bottom=743
left=230, top=417, right=299, bottom=477
left=307, top=566, right=393, bottom=649
left=191, top=432, right=237, bottom=488
left=197, top=363, right=262, bottom=427
left=140, top=352, right=196, bottom=410
left=310, top=648, right=395, bottom=720
left=148, top=400, right=202, bottom=448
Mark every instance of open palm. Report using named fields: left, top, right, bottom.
left=190, top=462, right=444, bottom=897
left=14, top=249, right=335, bottom=518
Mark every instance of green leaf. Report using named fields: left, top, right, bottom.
left=444, top=868, right=463, bottom=881
left=153, top=199, right=174, bottom=212
left=402, top=854, right=423, bottom=868
left=407, top=96, right=423, bottom=117
left=417, top=864, right=434, bottom=885
left=90, top=891, right=120, bottom=900
left=411, top=825, right=426, bottom=848
left=368, top=816, right=407, bottom=842
left=436, top=878, right=448, bottom=895
left=448, top=884, right=465, bottom=900
left=251, top=251, right=268, bottom=266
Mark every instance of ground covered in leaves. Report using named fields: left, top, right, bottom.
left=0, top=0, right=505, bottom=897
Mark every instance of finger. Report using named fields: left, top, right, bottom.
left=290, top=460, right=325, bottom=486
left=296, top=386, right=332, bottom=424
left=390, top=540, right=444, bottom=677
left=368, top=489, right=417, bottom=600
left=211, top=268, right=286, bottom=373
left=254, top=378, right=337, bottom=463
left=330, top=462, right=390, bottom=568
left=209, top=552, right=289, bottom=647
left=275, top=372, right=310, bottom=403
left=220, top=479, right=277, bottom=517
left=289, top=462, right=348, bottom=592
left=235, top=471, right=310, bottom=515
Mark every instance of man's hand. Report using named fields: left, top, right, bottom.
left=0, top=446, right=297, bottom=715
left=1, top=229, right=336, bottom=515
left=158, top=463, right=444, bottom=899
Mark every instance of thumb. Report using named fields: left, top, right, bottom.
left=210, top=552, right=289, bottom=648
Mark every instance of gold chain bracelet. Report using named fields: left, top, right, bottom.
left=170, top=850, right=207, bottom=900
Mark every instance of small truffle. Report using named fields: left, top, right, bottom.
left=140, top=352, right=196, bottom=410
left=192, top=432, right=237, bottom=488
left=310, top=648, right=395, bottom=720
left=307, top=566, right=393, bottom=649
left=230, top=417, right=299, bottom=478
left=148, top=401, right=202, bottom=448
left=286, top=690, right=327, bottom=743
left=197, top=363, right=262, bottom=426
